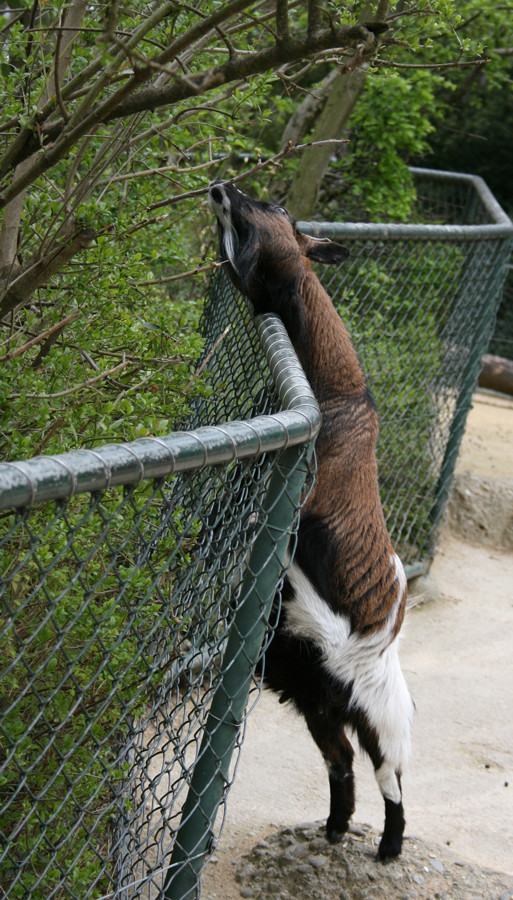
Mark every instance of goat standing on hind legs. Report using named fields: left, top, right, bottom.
left=209, top=182, right=414, bottom=861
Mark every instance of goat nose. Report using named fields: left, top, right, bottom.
left=208, top=185, right=224, bottom=208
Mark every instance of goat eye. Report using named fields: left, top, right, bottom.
left=275, top=206, right=288, bottom=217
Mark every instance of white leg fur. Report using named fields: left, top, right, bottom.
left=285, top=554, right=413, bottom=800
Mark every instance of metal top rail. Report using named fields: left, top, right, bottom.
left=0, top=314, right=320, bottom=510
left=299, top=167, right=513, bottom=242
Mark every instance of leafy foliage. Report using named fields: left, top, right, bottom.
left=323, top=70, right=445, bottom=222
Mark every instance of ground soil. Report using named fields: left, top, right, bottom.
left=201, top=391, right=513, bottom=900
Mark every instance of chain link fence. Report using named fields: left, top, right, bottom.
left=301, top=167, right=513, bottom=571
left=1, top=168, right=512, bottom=900
left=0, top=281, right=319, bottom=900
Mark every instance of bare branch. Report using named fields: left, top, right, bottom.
left=99, top=155, right=227, bottom=186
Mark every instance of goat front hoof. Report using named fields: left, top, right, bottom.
left=377, top=832, right=403, bottom=861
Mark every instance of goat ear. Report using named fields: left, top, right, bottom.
left=304, top=236, right=350, bottom=265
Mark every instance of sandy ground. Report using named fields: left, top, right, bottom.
left=201, top=391, right=513, bottom=899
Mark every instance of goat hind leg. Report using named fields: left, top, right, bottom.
left=304, top=709, right=355, bottom=843
left=354, top=697, right=410, bottom=859
left=375, top=763, right=405, bottom=860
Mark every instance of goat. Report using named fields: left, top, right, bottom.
left=208, top=182, right=414, bottom=860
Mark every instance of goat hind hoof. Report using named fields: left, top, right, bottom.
left=377, top=833, right=403, bottom=862
left=326, top=819, right=348, bottom=845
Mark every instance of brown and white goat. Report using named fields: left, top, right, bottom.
left=209, top=182, right=414, bottom=860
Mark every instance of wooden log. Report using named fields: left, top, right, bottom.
left=478, top=353, right=513, bottom=396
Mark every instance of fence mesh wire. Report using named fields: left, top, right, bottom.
left=1, top=169, right=512, bottom=900
left=0, top=281, right=317, bottom=900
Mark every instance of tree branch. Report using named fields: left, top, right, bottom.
left=276, top=0, right=289, bottom=41
left=0, top=228, right=96, bottom=317
left=0, top=20, right=380, bottom=207
left=0, top=312, right=80, bottom=362
left=17, top=360, right=132, bottom=400
left=374, top=56, right=490, bottom=70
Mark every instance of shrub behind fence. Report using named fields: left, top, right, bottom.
left=1, top=168, right=512, bottom=900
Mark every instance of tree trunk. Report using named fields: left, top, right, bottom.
left=0, top=0, right=88, bottom=272
left=285, top=64, right=368, bottom=220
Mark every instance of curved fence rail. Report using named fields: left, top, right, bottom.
left=1, top=169, right=512, bottom=900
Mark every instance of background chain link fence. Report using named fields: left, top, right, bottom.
left=1, top=168, right=512, bottom=900
left=301, top=167, right=513, bottom=572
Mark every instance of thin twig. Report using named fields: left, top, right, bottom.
left=135, top=260, right=226, bottom=287
left=19, top=360, right=131, bottom=399
left=54, top=15, right=71, bottom=122
left=374, top=56, right=490, bottom=70
left=147, top=138, right=349, bottom=212
left=0, top=312, right=80, bottom=362
left=183, top=325, right=231, bottom=393
left=97, top=154, right=227, bottom=186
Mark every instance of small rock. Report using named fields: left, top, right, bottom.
left=236, top=863, right=256, bottom=880
left=288, top=844, right=310, bottom=859
left=255, top=840, right=270, bottom=849
left=413, top=874, right=425, bottom=885
left=499, top=892, right=513, bottom=900
left=309, top=837, right=330, bottom=851
left=348, top=824, right=366, bottom=836
left=308, top=854, right=329, bottom=869
left=239, top=890, right=254, bottom=899
left=296, top=863, right=314, bottom=874
left=431, top=858, right=444, bottom=874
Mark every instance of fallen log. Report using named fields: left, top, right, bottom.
left=478, top=353, right=513, bottom=396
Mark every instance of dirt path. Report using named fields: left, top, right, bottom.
left=201, top=392, right=513, bottom=900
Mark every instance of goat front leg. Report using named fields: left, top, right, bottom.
left=304, top=707, right=356, bottom=843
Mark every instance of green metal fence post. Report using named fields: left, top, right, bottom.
left=161, top=443, right=313, bottom=900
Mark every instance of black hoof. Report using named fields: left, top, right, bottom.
left=326, top=817, right=349, bottom=844
left=377, top=831, right=403, bottom=861
left=377, top=797, right=404, bottom=860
